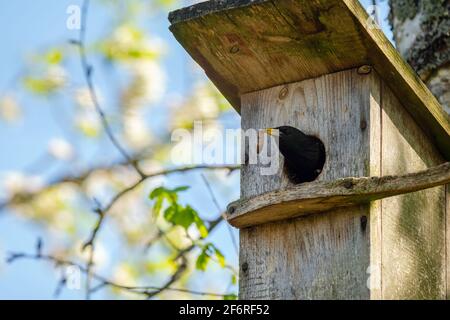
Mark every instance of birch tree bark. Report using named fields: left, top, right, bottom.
left=389, top=0, right=450, bottom=114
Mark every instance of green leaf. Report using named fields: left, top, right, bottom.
left=197, top=223, right=209, bottom=239
left=195, top=248, right=210, bottom=271
left=231, top=274, right=237, bottom=285
left=193, top=214, right=208, bottom=238
left=45, top=49, right=63, bottom=65
left=172, top=186, right=190, bottom=193
left=196, top=243, right=226, bottom=271
left=152, top=196, right=163, bottom=218
left=223, top=294, right=237, bottom=300
left=149, top=187, right=166, bottom=200
left=23, top=77, right=62, bottom=95
left=164, top=205, right=196, bottom=230
left=213, top=246, right=226, bottom=268
left=149, top=185, right=189, bottom=200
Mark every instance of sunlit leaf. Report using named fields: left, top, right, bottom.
left=152, top=196, right=163, bottom=218
left=24, top=77, right=61, bottom=95
left=172, top=186, right=189, bottom=193
left=98, top=24, right=161, bottom=62
left=45, top=49, right=63, bottom=65
left=195, top=248, right=210, bottom=271
left=194, top=214, right=208, bottom=238
left=149, top=186, right=190, bottom=218
left=231, top=274, right=237, bottom=285
left=196, top=243, right=226, bottom=271
left=164, top=205, right=196, bottom=230
left=213, top=246, right=225, bottom=268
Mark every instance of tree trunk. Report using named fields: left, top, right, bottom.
left=389, top=0, right=450, bottom=114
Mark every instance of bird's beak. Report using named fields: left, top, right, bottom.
left=266, top=128, right=276, bottom=136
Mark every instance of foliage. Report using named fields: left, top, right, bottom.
left=149, top=186, right=208, bottom=238
left=0, top=0, right=238, bottom=300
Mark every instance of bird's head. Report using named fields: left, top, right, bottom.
left=265, top=126, right=303, bottom=138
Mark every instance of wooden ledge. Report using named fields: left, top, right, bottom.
left=226, top=162, right=450, bottom=228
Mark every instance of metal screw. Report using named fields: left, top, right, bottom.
left=229, top=45, right=240, bottom=54
left=278, top=86, right=289, bottom=100
left=241, top=262, right=249, bottom=273
left=360, top=120, right=367, bottom=130
left=357, top=65, right=372, bottom=75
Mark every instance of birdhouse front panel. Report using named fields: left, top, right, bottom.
left=239, top=68, right=380, bottom=299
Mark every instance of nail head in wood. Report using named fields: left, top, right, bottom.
left=357, top=65, right=372, bottom=75
left=278, top=86, right=289, bottom=100
left=229, top=45, right=240, bottom=54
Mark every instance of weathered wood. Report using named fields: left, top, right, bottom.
left=368, top=74, right=382, bottom=299
left=170, top=0, right=450, bottom=299
left=169, top=0, right=450, bottom=160
left=227, top=162, right=450, bottom=228
left=447, top=185, right=450, bottom=299
left=379, top=83, right=446, bottom=299
left=239, top=68, right=377, bottom=299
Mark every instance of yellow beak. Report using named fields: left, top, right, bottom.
left=266, top=128, right=277, bottom=136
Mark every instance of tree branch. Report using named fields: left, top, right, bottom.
left=6, top=250, right=233, bottom=299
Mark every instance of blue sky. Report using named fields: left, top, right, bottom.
left=0, top=0, right=392, bottom=299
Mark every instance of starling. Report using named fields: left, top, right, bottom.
left=266, top=126, right=326, bottom=184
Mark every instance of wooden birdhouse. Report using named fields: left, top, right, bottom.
left=169, top=0, right=450, bottom=299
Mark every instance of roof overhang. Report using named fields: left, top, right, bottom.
left=169, top=0, right=450, bottom=160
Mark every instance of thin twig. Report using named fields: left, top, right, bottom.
left=81, top=165, right=239, bottom=252
left=75, top=0, right=145, bottom=177
left=201, top=174, right=238, bottom=255
left=0, top=160, right=236, bottom=212
left=6, top=251, right=232, bottom=298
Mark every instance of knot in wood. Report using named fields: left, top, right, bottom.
left=343, top=180, right=354, bottom=189
left=360, top=120, right=367, bottom=130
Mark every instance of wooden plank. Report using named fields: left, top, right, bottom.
left=169, top=0, right=450, bottom=160
left=447, top=184, right=450, bottom=299
left=239, top=68, right=376, bottom=299
left=368, top=73, right=382, bottom=299
left=239, top=206, right=370, bottom=299
left=227, top=162, right=450, bottom=228
left=380, top=83, right=446, bottom=299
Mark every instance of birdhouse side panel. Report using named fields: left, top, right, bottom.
left=379, top=82, right=447, bottom=299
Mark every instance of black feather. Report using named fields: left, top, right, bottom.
left=275, top=126, right=326, bottom=184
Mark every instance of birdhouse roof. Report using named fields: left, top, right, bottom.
left=169, top=0, right=450, bottom=160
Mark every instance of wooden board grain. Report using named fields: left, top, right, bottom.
left=447, top=185, right=450, bottom=299
left=227, top=162, right=450, bottom=228
left=380, top=83, right=446, bottom=299
left=239, top=68, right=378, bottom=299
left=169, top=0, right=450, bottom=160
